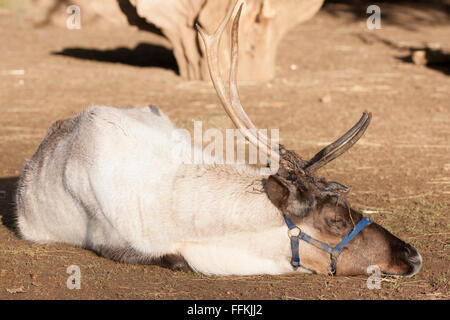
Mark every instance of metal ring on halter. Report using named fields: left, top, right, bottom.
left=288, top=226, right=301, bottom=238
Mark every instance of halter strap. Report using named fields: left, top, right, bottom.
left=283, top=215, right=371, bottom=275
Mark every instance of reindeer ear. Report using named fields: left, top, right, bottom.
left=266, top=175, right=317, bottom=217
left=266, top=175, right=296, bottom=210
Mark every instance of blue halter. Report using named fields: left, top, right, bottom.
left=283, top=215, right=372, bottom=275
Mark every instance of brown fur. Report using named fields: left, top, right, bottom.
left=290, top=198, right=419, bottom=276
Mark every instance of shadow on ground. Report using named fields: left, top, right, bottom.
left=53, top=43, right=179, bottom=74
left=0, top=177, right=19, bottom=234
left=397, top=49, right=450, bottom=76
left=354, top=32, right=450, bottom=76
left=323, top=0, right=450, bottom=30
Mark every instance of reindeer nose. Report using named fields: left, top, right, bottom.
left=402, top=244, right=422, bottom=277
left=403, top=244, right=415, bottom=257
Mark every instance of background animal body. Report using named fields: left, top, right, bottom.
left=0, top=0, right=448, bottom=299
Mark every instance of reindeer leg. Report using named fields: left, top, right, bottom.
left=92, top=246, right=191, bottom=271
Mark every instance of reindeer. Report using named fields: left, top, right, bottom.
left=13, top=1, right=421, bottom=276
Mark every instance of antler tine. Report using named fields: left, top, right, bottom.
left=304, top=112, right=372, bottom=172
left=229, top=4, right=270, bottom=150
left=196, top=0, right=278, bottom=160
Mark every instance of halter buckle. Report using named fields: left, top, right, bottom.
left=288, top=226, right=301, bottom=238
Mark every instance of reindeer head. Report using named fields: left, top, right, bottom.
left=197, top=0, right=422, bottom=276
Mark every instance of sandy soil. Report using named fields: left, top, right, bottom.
left=0, top=2, right=449, bottom=299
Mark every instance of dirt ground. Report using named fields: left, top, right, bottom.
left=0, top=1, right=449, bottom=300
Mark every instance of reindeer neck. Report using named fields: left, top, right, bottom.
left=172, top=163, right=283, bottom=238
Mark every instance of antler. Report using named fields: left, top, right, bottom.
left=196, top=0, right=278, bottom=160
left=304, top=112, right=372, bottom=172
left=196, top=0, right=371, bottom=181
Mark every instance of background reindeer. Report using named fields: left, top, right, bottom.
left=12, top=1, right=422, bottom=277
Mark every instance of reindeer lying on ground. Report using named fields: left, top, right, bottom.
left=13, top=1, right=421, bottom=276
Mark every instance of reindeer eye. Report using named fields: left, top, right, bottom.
left=326, top=218, right=346, bottom=228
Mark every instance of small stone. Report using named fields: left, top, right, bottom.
left=320, top=95, right=331, bottom=103
left=412, top=50, right=427, bottom=65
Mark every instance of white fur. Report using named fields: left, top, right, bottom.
left=16, top=105, right=312, bottom=275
